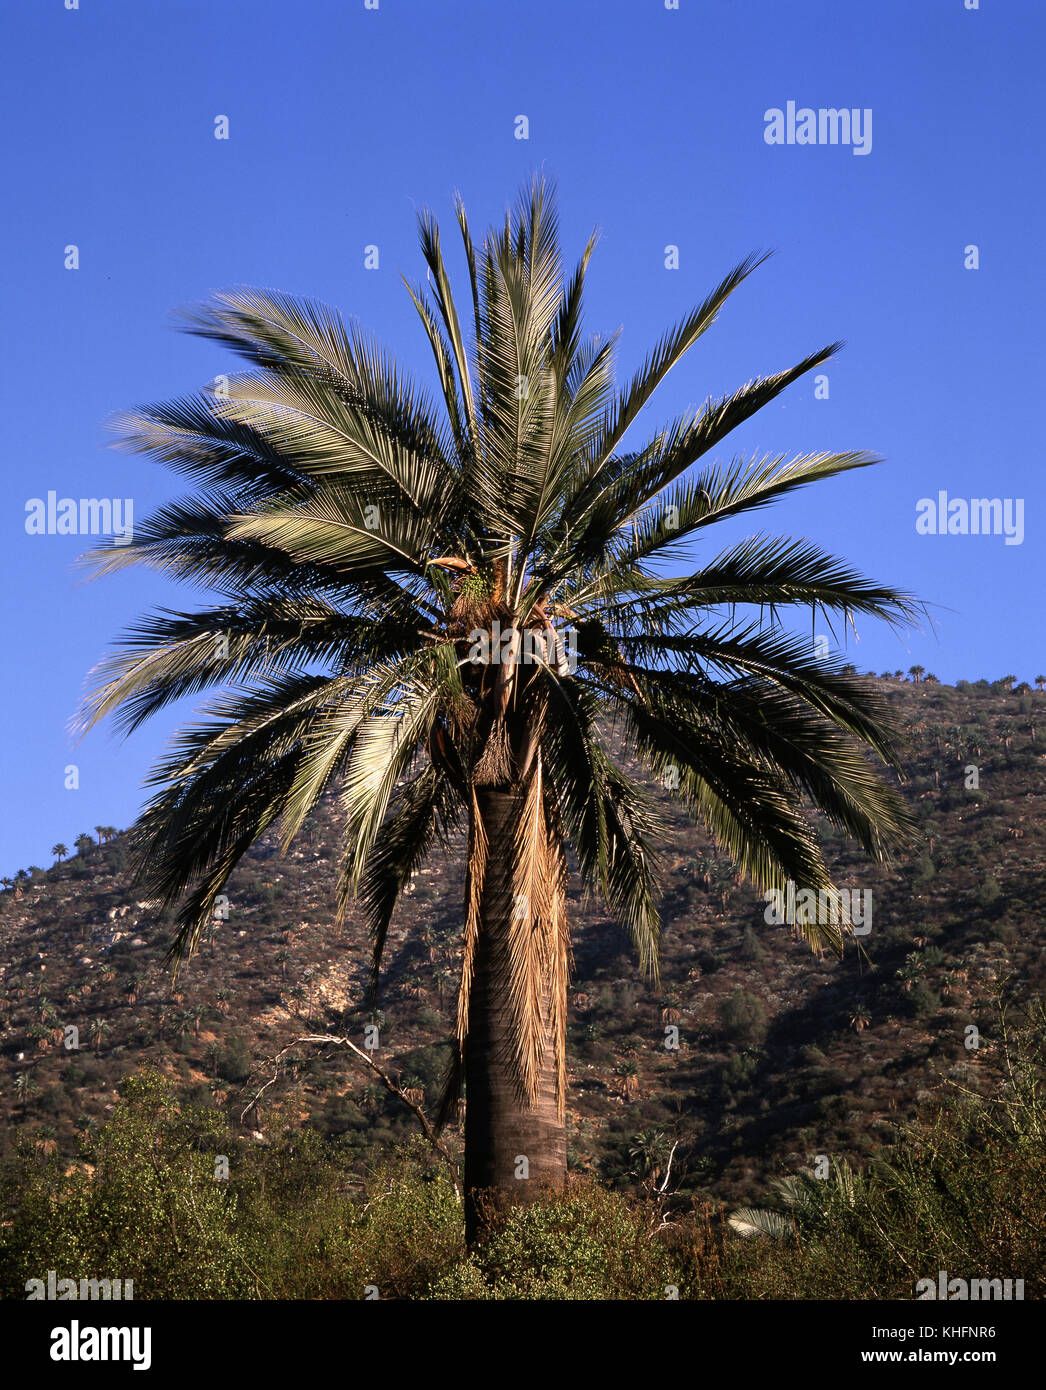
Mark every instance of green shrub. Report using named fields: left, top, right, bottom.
left=0, top=1071, right=253, bottom=1299
left=427, top=1181, right=677, bottom=1300
left=717, top=988, right=768, bottom=1047
left=217, top=1035, right=252, bottom=1084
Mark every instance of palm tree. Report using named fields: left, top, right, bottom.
left=1035, top=675, right=1045, bottom=693
left=52, top=843, right=69, bottom=865
left=629, top=1128, right=671, bottom=1181
left=14, top=1071, right=37, bottom=1116
left=908, top=665, right=924, bottom=683
left=435, top=966, right=455, bottom=1008
left=74, top=833, right=94, bottom=857
left=76, top=177, right=919, bottom=1238
left=88, top=1017, right=111, bottom=1055
left=615, top=1060, right=641, bottom=1101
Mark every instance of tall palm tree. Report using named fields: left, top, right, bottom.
left=52, top=843, right=69, bottom=865
left=14, top=1071, right=37, bottom=1117
left=88, top=1017, right=111, bottom=1056
left=76, top=177, right=919, bottom=1237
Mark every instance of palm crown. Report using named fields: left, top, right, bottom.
left=78, top=176, right=919, bottom=1142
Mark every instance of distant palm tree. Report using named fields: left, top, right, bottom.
left=1035, top=675, right=1045, bottom=692
left=14, top=1071, right=37, bottom=1116
left=435, top=967, right=455, bottom=1008
left=74, top=833, right=95, bottom=857
left=88, top=1017, right=111, bottom=1055
left=629, top=1128, right=671, bottom=1181
left=615, top=1060, right=641, bottom=1101
left=941, top=971, right=963, bottom=1000
left=77, top=176, right=920, bottom=1237
left=896, top=958, right=924, bottom=993
left=999, top=674, right=1017, bottom=692
left=51, top=843, right=69, bottom=864
left=908, top=665, right=924, bottom=683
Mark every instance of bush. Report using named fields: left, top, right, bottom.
left=720, top=1051, right=758, bottom=1093
left=740, top=926, right=766, bottom=963
left=0, top=1072, right=253, bottom=1299
left=217, top=1035, right=252, bottom=1084
left=717, top=989, right=768, bottom=1047
left=427, top=1181, right=677, bottom=1300
left=906, top=979, right=940, bottom=1020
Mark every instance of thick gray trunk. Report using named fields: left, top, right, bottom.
left=464, top=788, right=566, bottom=1241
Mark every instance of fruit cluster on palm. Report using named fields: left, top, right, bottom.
left=78, top=176, right=920, bottom=1234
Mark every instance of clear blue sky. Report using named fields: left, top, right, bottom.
left=2, top=0, right=1042, bottom=874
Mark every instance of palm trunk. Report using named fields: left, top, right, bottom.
left=463, top=788, right=566, bottom=1242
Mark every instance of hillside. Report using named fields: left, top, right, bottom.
left=1, top=675, right=1044, bottom=1209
